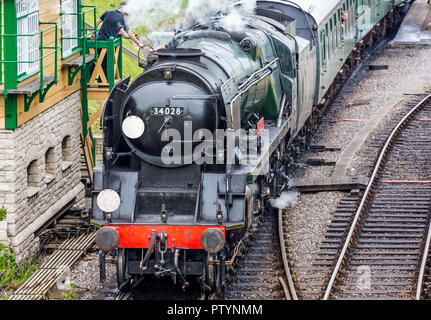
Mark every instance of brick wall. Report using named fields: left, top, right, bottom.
left=0, top=91, right=85, bottom=261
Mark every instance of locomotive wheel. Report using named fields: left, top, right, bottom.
left=117, top=248, right=129, bottom=288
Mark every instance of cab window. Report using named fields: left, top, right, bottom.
left=272, top=38, right=293, bottom=75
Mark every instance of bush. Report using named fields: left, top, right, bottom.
left=0, top=244, right=38, bottom=291
left=0, top=206, right=6, bottom=221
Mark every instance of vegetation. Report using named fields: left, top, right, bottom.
left=0, top=206, right=6, bottom=221
left=60, top=283, right=77, bottom=300
left=0, top=244, right=38, bottom=293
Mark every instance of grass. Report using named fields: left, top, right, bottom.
left=0, top=244, right=38, bottom=294
left=60, top=283, right=77, bottom=300
left=87, top=53, right=142, bottom=135
left=329, top=167, right=335, bottom=176
left=0, top=206, right=6, bottom=221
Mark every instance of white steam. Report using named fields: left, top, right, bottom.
left=269, top=191, right=298, bottom=210
left=124, top=0, right=257, bottom=33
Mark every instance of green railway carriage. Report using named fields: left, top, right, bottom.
left=164, top=0, right=408, bottom=140
left=258, top=0, right=407, bottom=111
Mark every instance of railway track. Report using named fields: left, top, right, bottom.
left=320, top=93, right=431, bottom=300
left=225, top=209, right=297, bottom=300
left=113, top=209, right=298, bottom=300
left=9, top=232, right=96, bottom=300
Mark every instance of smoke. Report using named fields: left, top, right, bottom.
left=124, top=0, right=184, bottom=31
left=124, top=0, right=257, bottom=33
left=269, top=191, right=298, bottom=210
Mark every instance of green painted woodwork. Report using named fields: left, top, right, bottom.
left=0, top=1, right=2, bottom=85
left=81, top=64, right=89, bottom=140
left=107, top=37, right=115, bottom=92
left=60, top=0, right=80, bottom=60
left=1, top=6, right=60, bottom=123
left=67, top=66, right=81, bottom=85
left=77, top=3, right=123, bottom=157
left=81, top=36, right=123, bottom=140
left=4, top=0, right=18, bottom=129
left=92, top=136, right=96, bottom=166
left=65, top=3, right=97, bottom=85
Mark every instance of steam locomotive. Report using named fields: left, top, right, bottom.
left=91, top=0, right=408, bottom=297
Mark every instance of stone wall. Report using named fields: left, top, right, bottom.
left=0, top=91, right=85, bottom=261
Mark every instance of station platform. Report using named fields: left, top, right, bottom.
left=390, top=0, right=431, bottom=47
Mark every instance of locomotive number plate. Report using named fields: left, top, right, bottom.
left=151, top=107, right=184, bottom=116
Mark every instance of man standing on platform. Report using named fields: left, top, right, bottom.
left=91, top=2, right=144, bottom=81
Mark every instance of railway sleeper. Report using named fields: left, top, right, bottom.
left=357, top=239, right=423, bottom=244
left=358, top=233, right=425, bottom=238
left=363, top=224, right=426, bottom=229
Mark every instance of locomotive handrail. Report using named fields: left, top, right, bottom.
left=172, top=94, right=219, bottom=100
left=226, top=58, right=279, bottom=130
left=238, top=58, right=279, bottom=92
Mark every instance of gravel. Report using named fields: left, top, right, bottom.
left=313, top=46, right=431, bottom=155
left=52, top=45, right=431, bottom=301
left=69, top=251, right=117, bottom=300
left=283, top=44, right=431, bottom=299
left=283, top=191, right=343, bottom=281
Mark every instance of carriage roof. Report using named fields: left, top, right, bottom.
left=261, top=0, right=342, bottom=25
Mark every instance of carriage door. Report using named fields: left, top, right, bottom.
left=356, top=0, right=366, bottom=41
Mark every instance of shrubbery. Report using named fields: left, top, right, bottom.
left=0, top=244, right=37, bottom=292
left=0, top=206, right=6, bottom=221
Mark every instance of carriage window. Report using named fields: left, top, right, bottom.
left=321, top=30, right=327, bottom=64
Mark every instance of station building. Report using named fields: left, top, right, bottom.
left=0, top=0, right=123, bottom=261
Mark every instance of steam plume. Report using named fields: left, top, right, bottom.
left=269, top=192, right=299, bottom=210
left=124, top=0, right=257, bottom=33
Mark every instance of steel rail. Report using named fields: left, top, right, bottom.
left=417, top=214, right=431, bottom=300
left=278, top=209, right=298, bottom=300
left=323, top=93, right=431, bottom=300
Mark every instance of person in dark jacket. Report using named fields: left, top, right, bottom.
left=91, top=2, right=144, bottom=82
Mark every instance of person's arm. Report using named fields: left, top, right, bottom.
left=97, top=12, right=106, bottom=28
left=153, top=45, right=167, bottom=51
left=126, top=29, right=144, bottom=48
left=91, top=15, right=104, bottom=40
left=118, top=29, right=130, bottom=39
